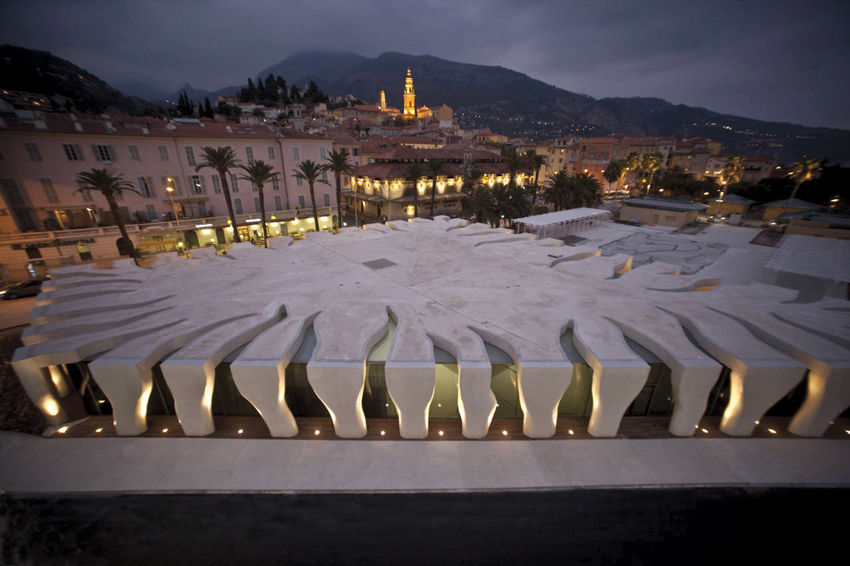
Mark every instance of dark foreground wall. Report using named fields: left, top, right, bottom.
left=2, top=487, right=846, bottom=565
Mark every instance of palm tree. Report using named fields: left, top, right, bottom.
left=492, top=184, right=511, bottom=227
left=623, top=152, right=641, bottom=193
left=543, top=171, right=574, bottom=211
left=603, top=160, right=623, bottom=193
left=503, top=148, right=526, bottom=189
left=425, top=159, right=445, bottom=218
left=572, top=172, right=603, bottom=207
left=640, top=152, right=663, bottom=195
left=293, top=160, right=329, bottom=232
left=196, top=146, right=242, bottom=242
left=782, top=157, right=822, bottom=216
left=461, top=185, right=496, bottom=226
left=462, top=167, right=484, bottom=191
left=403, top=162, right=424, bottom=218
left=238, top=160, right=278, bottom=247
left=323, top=149, right=356, bottom=231
left=526, top=151, right=548, bottom=188
left=719, top=155, right=744, bottom=199
left=74, top=168, right=141, bottom=266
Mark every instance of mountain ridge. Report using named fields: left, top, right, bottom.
left=2, top=45, right=848, bottom=162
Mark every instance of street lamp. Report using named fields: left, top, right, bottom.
left=166, top=179, right=180, bottom=221
left=166, top=179, right=185, bottom=254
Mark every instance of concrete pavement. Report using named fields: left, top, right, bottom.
left=1, top=431, right=848, bottom=493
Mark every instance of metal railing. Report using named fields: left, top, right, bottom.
left=0, top=207, right=338, bottom=244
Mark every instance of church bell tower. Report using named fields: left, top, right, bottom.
left=403, top=68, right=416, bottom=117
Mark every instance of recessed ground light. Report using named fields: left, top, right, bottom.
left=314, top=430, right=320, bottom=435
left=568, top=430, right=574, bottom=435
left=438, top=431, right=444, bottom=436
left=238, top=429, right=243, bottom=434
left=502, top=430, right=508, bottom=436
left=58, top=426, right=68, bottom=434
left=496, top=404, right=499, bottom=407
left=162, top=428, right=168, bottom=433
left=380, top=431, right=386, bottom=436
left=695, top=424, right=699, bottom=429
left=385, top=403, right=389, bottom=407
left=701, top=428, right=709, bottom=433
left=755, top=420, right=760, bottom=425
left=437, top=403, right=441, bottom=407
left=98, top=399, right=105, bottom=404
left=95, top=428, right=103, bottom=433
left=845, top=430, right=850, bottom=435
left=768, top=428, right=777, bottom=434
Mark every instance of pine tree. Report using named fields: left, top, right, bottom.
left=247, top=78, right=256, bottom=101
left=265, top=73, right=278, bottom=103
left=197, top=101, right=203, bottom=117
left=290, top=85, right=301, bottom=102
left=204, top=97, right=213, bottom=117
left=277, top=76, right=289, bottom=103
left=256, top=77, right=265, bottom=101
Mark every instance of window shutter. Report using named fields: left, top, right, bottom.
left=92, top=145, right=101, bottom=161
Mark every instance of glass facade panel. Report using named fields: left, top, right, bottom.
left=491, top=365, right=522, bottom=418
left=284, top=363, right=329, bottom=417
left=430, top=364, right=460, bottom=418
left=558, top=364, right=594, bottom=417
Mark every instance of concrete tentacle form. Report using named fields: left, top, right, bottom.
left=472, top=325, right=572, bottom=438
left=12, top=218, right=850, bottom=440
left=88, top=313, right=257, bottom=435
left=604, top=313, right=723, bottom=436
left=159, top=305, right=285, bottom=436
left=706, top=298, right=850, bottom=437
left=384, top=305, right=437, bottom=439
left=568, top=319, right=650, bottom=437
left=659, top=304, right=808, bottom=436
left=11, top=315, right=186, bottom=426
left=231, top=310, right=320, bottom=437
left=307, top=306, right=390, bottom=438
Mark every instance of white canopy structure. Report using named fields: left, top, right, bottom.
left=513, top=208, right=611, bottom=239
left=766, top=234, right=850, bottom=282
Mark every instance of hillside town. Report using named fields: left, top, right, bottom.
left=1, top=2, right=850, bottom=562
left=1, top=67, right=845, bottom=282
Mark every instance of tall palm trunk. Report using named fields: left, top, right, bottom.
left=353, top=190, right=359, bottom=227
left=334, top=172, right=342, bottom=231
left=105, top=189, right=138, bottom=266
left=308, top=180, right=319, bottom=231
left=219, top=170, right=241, bottom=242
left=430, top=175, right=438, bottom=218
left=258, top=183, right=269, bottom=247
left=414, top=190, right=419, bottom=218
left=781, top=180, right=804, bottom=217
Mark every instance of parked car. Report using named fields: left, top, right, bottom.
left=0, top=278, right=49, bottom=300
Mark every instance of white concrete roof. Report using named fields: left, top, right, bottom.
left=514, top=208, right=609, bottom=226
left=12, top=217, right=850, bottom=441
left=766, top=234, right=850, bottom=282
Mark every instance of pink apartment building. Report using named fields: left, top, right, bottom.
left=0, top=111, right=340, bottom=280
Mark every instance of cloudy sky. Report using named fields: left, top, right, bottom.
left=2, top=0, right=849, bottom=128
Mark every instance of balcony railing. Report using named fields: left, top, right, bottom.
left=0, top=207, right=337, bottom=244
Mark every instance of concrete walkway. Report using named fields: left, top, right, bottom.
left=1, top=431, right=848, bottom=493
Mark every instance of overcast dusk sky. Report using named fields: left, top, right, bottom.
left=2, top=0, right=849, bottom=129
